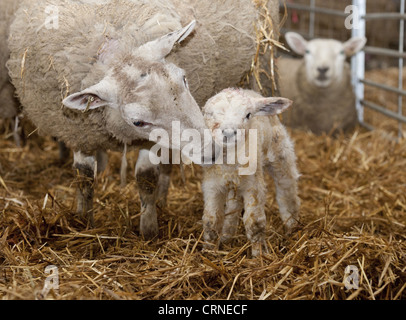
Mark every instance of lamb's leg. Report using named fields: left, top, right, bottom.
left=157, top=164, right=172, bottom=208
left=202, top=179, right=227, bottom=250
left=73, top=151, right=96, bottom=227
left=242, top=183, right=267, bottom=257
left=267, top=143, right=301, bottom=234
left=221, top=190, right=243, bottom=244
left=135, top=149, right=160, bottom=240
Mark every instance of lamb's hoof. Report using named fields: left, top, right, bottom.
left=76, top=203, right=94, bottom=228
left=284, top=218, right=299, bottom=235
left=251, top=241, right=268, bottom=257
left=202, top=241, right=219, bottom=254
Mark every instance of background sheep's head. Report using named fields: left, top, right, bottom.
left=203, top=88, right=292, bottom=147
left=285, top=32, right=366, bottom=88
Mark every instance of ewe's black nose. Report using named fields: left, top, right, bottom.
left=317, top=67, right=329, bottom=74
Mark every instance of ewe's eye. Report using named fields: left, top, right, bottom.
left=183, top=75, right=189, bottom=89
left=246, top=113, right=252, bottom=120
left=133, top=120, right=151, bottom=128
left=340, top=50, right=345, bottom=55
left=305, top=49, right=310, bottom=55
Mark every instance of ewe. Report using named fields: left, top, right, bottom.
left=202, top=88, right=300, bottom=256
left=0, top=0, right=20, bottom=144
left=7, top=0, right=280, bottom=240
left=279, top=32, right=366, bottom=135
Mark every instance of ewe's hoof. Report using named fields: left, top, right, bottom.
left=140, top=217, right=159, bottom=240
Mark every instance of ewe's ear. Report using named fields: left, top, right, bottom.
left=97, top=37, right=120, bottom=65
left=137, top=20, right=196, bottom=60
left=253, top=97, right=292, bottom=116
left=343, top=37, right=367, bottom=57
left=63, top=79, right=117, bottom=111
left=285, top=32, right=308, bottom=56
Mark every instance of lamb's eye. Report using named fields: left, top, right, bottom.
left=305, top=49, right=310, bottom=55
left=246, top=113, right=252, bottom=120
left=133, top=120, right=149, bottom=127
left=340, top=50, right=345, bottom=55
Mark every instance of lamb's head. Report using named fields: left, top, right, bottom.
left=63, top=21, right=215, bottom=163
left=203, top=89, right=292, bottom=147
left=285, top=32, right=366, bottom=88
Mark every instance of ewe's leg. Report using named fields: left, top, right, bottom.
left=96, top=149, right=108, bottom=174
left=202, top=179, right=227, bottom=250
left=135, top=149, right=160, bottom=240
left=58, top=141, right=70, bottom=161
left=221, top=190, right=243, bottom=244
left=157, top=164, right=172, bottom=208
left=242, top=182, right=267, bottom=257
left=73, top=151, right=96, bottom=227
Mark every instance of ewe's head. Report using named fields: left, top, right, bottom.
left=285, top=32, right=366, bottom=88
left=203, top=89, right=292, bottom=146
left=63, top=21, right=214, bottom=162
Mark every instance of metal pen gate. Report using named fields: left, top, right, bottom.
left=279, top=0, right=406, bottom=139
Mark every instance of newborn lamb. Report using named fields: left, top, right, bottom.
left=202, top=88, right=300, bottom=256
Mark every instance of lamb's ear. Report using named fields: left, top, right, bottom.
left=63, top=79, right=117, bottom=111
left=253, top=97, right=292, bottom=116
left=285, top=32, right=308, bottom=56
left=137, top=20, right=196, bottom=60
left=343, top=37, right=367, bottom=57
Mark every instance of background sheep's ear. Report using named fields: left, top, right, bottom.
left=137, top=20, right=196, bottom=60
left=253, top=97, right=292, bottom=116
left=343, top=37, right=367, bottom=57
left=63, top=80, right=116, bottom=111
left=285, top=32, right=308, bottom=56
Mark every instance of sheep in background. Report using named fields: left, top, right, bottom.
left=7, top=0, right=281, bottom=239
left=202, top=88, right=300, bottom=257
left=278, top=32, right=366, bottom=135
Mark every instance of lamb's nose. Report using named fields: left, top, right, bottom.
left=222, top=129, right=237, bottom=138
left=317, top=67, right=329, bottom=74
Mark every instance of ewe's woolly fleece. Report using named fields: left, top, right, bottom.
left=0, top=0, right=20, bottom=118
left=7, top=0, right=279, bottom=152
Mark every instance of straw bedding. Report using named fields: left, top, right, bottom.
left=0, top=0, right=405, bottom=301
left=0, top=117, right=405, bottom=299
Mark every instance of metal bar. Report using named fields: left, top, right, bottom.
left=398, top=0, right=405, bottom=138
left=282, top=3, right=406, bottom=20
left=352, top=0, right=366, bottom=123
left=283, top=3, right=348, bottom=17
left=360, top=79, right=406, bottom=97
left=364, top=46, right=406, bottom=59
left=361, top=100, right=406, bottom=124
left=362, top=13, right=406, bottom=20
left=359, top=121, right=375, bottom=131
left=309, top=0, right=316, bottom=38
